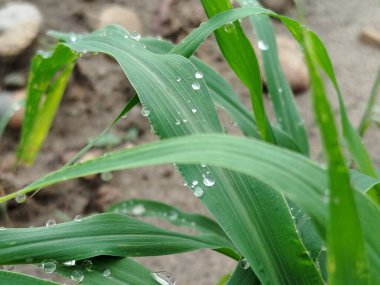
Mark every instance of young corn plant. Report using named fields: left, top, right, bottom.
left=1, top=1, right=380, bottom=284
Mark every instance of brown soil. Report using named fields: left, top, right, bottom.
left=0, top=0, right=379, bottom=284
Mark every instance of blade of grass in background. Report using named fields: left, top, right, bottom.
left=9, top=133, right=380, bottom=284
left=0, top=213, right=235, bottom=265
left=303, top=31, right=369, bottom=285
left=55, top=256, right=160, bottom=285
left=0, top=270, right=60, bottom=285
left=307, top=32, right=378, bottom=189
left=200, top=0, right=275, bottom=143
left=238, top=0, right=309, bottom=156
left=358, top=68, right=380, bottom=136
left=48, top=26, right=321, bottom=284
left=107, top=199, right=227, bottom=238
left=17, top=45, right=77, bottom=164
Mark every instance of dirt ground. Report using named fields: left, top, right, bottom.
left=0, top=0, right=379, bottom=284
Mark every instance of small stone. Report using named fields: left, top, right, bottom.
left=0, top=89, right=26, bottom=130
left=97, top=5, right=143, bottom=34
left=0, top=3, right=42, bottom=59
left=359, top=27, right=380, bottom=49
left=259, top=0, right=293, bottom=13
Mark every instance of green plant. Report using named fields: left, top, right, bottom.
left=1, top=1, right=380, bottom=284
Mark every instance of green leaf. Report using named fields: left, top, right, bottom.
left=304, top=31, right=369, bottom=285
left=200, top=0, right=274, bottom=143
left=9, top=133, right=380, bottom=283
left=17, top=45, right=77, bottom=164
left=0, top=213, right=234, bottom=265
left=0, top=270, right=60, bottom=285
left=238, top=0, right=309, bottom=155
left=107, top=199, right=227, bottom=238
left=24, top=25, right=321, bottom=284
left=55, top=256, right=160, bottom=285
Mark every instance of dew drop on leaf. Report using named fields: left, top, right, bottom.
left=102, top=268, right=111, bottom=277
left=141, top=106, right=151, bottom=117
left=71, top=270, right=84, bottom=282
left=130, top=31, right=141, bottom=41
left=203, top=172, right=215, bottom=187
left=176, top=76, right=181, bottom=82
left=191, top=82, right=200, bottom=91
left=195, top=71, right=203, bottom=79
left=131, top=204, right=146, bottom=216
left=258, top=40, right=269, bottom=51
left=151, top=271, right=176, bottom=285
left=239, top=257, right=250, bottom=270
left=82, top=260, right=93, bottom=271
left=46, top=219, right=56, bottom=227
left=15, top=191, right=26, bottom=203
left=193, top=186, right=204, bottom=198
left=42, top=260, right=56, bottom=273
left=224, top=22, right=235, bottom=33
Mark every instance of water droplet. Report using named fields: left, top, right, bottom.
left=131, top=204, right=146, bottom=216
left=141, top=106, right=151, bottom=117
left=202, top=173, right=215, bottom=187
left=124, top=35, right=129, bottom=39
left=191, top=82, right=200, bottom=91
left=191, top=180, right=198, bottom=187
left=0, top=227, right=6, bottom=231
left=102, top=269, right=111, bottom=277
left=122, top=113, right=128, bottom=118
left=258, top=40, right=269, bottom=51
left=100, top=172, right=113, bottom=182
left=42, top=260, right=56, bottom=273
left=130, top=31, right=141, bottom=41
left=15, top=191, right=26, bottom=203
left=175, top=119, right=181, bottom=125
left=82, top=260, right=93, bottom=271
left=182, top=119, right=188, bottom=123
left=201, top=163, right=207, bottom=168
left=278, top=88, right=283, bottom=93
left=63, top=260, right=76, bottom=266
left=224, top=22, right=235, bottom=33
left=74, top=215, right=82, bottom=222
left=70, top=34, right=77, bottom=42
left=46, top=219, right=56, bottom=227
left=168, top=211, right=178, bottom=220
left=193, top=186, right=204, bottom=198
left=239, top=257, right=250, bottom=270
left=71, top=270, right=84, bottom=282
left=195, top=71, right=203, bottom=79
left=175, top=76, right=181, bottom=82
left=151, top=271, right=176, bottom=285
left=191, top=108, right=197, bottom=113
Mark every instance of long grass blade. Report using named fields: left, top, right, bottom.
left=238, top=0, right=309, bottom=155
left=200, top=0, right=274, bottom=143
